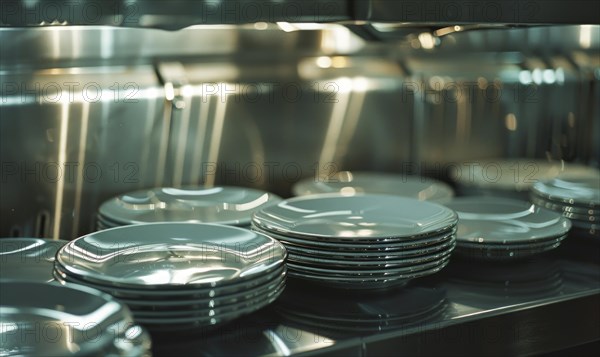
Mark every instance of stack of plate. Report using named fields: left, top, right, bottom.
left=0, top=238, right=67, bottom=282
left=450, top=160, right=597, bottom=200
left=252, top=194, right=458, bottom=290
left=293, top=171, right=454, bottom=203
left=53, top=223, right=287, bottom=331
left=96, top=186, right=282, bottom=230
left=276, top=284, right=447, bottom=335
left=445, top=197, right=572, bottom=260
left=531, top=170, right=600, bottom=238
left=0, top=281, right=151, bottom=357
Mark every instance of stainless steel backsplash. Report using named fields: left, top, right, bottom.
left=1, top=25, right=599, bottom=239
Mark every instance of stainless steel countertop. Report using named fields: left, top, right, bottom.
left=151, top=235, right=600, bottom=356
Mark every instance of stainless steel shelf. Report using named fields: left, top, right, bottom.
left=151, top=236, right=600, bottom=356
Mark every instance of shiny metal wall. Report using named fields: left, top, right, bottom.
left=1, top=25, right=599, bottom=239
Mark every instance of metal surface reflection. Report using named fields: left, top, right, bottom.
left=446, top=197, right=572, bottom=244
left=149, top=241, right=600, bottom=356
left=441, top=257, right=565, bottom=309
left=0, top=238, right=67, bottom=282
left=0, top=281, right=150, bottom=357
left=276, top=282, right=447, bottom=336
left=98, top=186, right=282, bottom=228
left=56, top=223, right=287, bottom=288
left=292, top=171, right=454, bottom=203
left=252, top=195, right=458, bottom=240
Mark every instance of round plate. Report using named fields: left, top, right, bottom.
left=131, top=279, right=286, bottom=318
left=292, top=172, right=454, bottom=203
left=53, top=261, right=286, bottom=299
left=253, top=223, right=456, bottom=251
left=531, top=170, right=600, bottom=208
left=287, top=259, right=450, bottom=289
left=450, top=160, right=596, bottom=191
left=56, top=223, right=287, bottom=289
left=120, top=272, right=285, bottom=311
left=286, top=253, right=452, bottom=277
left=287, top=241, right=455, bottom=269
left=530, top=194, right=600, bottom=216
left=0, top=238, right=67, bottom=282
left=445, top=197, right=571, bottom=244
left=457, top=234, right=566, bottom=250
left=252, top=194, right=458, bottom=242
left=135, top=283, right=285, bottom=326
left=455, top=241, right=562, bottom=260
left=280, top=234, right=456, bottom=260
left=99, top=186, right=282, bottom=226
left=0, top=281, right=135, bottom=357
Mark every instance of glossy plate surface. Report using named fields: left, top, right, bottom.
left=0, top=238, right=67, bottom=282
left=457, top=234, right=566, bottom=250
left=253, top=194, right=458, bottom=241
left=99, top=186, right=282, bottom=226
left=287, top=241, right=455, bottom=269
left=54, top=263, right=286, bottom=299
left=293, top=172, right=454, bottom=203
left=56, top=223, right=286, bottom=289
left=530, top=195, right=600, bottom=217
left=0, top=281, right=135, bottom=357
left=445, top=197, right=571, bottom=244
left=280, top=235, right=456, bottom=260
left=252, top=224, right=455, bottom=251
left=531, top=170, right=600, bottom=207
left=455, top=241, right=562, bottom=260
left=118, top=272, right=285, bottom=309
left=134, top=283, right=285, bottom=326
left=287, top=258, right=450, bottom=289
left=286, top=252, right=451, bottom=277
left=131, top=280, right=286, bottom=318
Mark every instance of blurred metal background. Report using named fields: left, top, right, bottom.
left=1, top=24, right=599, bottom=239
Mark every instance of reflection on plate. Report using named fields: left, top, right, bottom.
left=531, top=169, right=600, bottom=239
left=0, top=238, right=68, bottom=282
left=445, top=197, right=571, bottom=245
left=253, top=194, right=457, bottom=289
left=55, top=223, right=287, bottom=331
left=293, top=171, right=454, bottom=203
left=253, top=194, right=458, bottom=240
left=98, top=186, right=282, bottom=228
left=0, top=281, right=151, bottom=357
